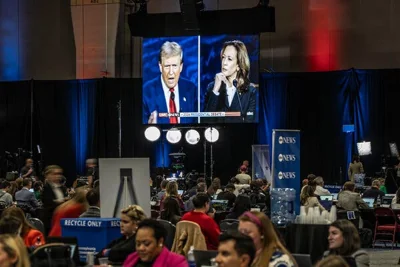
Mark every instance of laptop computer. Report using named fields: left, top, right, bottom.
left=332, top=193, right=338, bottom=200
left=382, top=195, right=395, bottom=207
left=193, top=250, right=218, bottom=267
left=46, top=236, right=82, bottom=266
left=362, top=197, right=374, bottom=208
left=211, top=200, right=229, bottom=212
left=293, top=254, right=312, bottom=267
left=320, top=195, right=333, bottom=201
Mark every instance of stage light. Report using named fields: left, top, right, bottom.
left=144, top=126, right=161, bottom=142
left=357, top=141, right=372, bottom=156
left=185, top=129, right=200, bottom=145
left=204, top=127, right=219, bottom=143
left=389, top=143, right=399, bottom=157
left=166, top=128, right=182, bottom=144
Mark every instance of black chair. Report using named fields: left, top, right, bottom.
left=292, top=254, right=312, bottom=267
left=29, top=217, right=46, bottom=235
left=157, top=219, right=176, bottom=250
left=219, top=219, right=239, bottom=232
left=30, top=243, right=75, bottom=267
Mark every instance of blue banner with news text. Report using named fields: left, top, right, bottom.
left=272, top=130, right=301, bottom=213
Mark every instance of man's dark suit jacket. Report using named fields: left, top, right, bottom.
left=203, top=81, right=258, bottom=123
left=42, top=182, right=61, bottom=233
left=142, top=77, right=198, bottom=124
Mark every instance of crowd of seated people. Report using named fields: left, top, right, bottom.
left=0, top=158, right=388, bottom=267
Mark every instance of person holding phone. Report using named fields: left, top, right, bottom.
left=204, top=40, right=258, bottom=123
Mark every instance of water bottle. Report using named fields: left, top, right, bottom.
left=187, top=246, right=196, bottom=267
left=271, top=188, right=296, bottom=226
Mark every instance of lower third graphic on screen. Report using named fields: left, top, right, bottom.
left=158, top=112, right=241, bottom=118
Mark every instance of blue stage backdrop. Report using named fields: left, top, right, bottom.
left=68, top=80, right=96, bottom=175
left=271, top=129, right=301, bottom=212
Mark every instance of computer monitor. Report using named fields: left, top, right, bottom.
left=362, top=197, right=374, bottom=208
left=320, top=195, right=333, bottom=201
left=382, top=195, right=395, bottom=207
left=177, top=190, right=184, bottom=195
left=211, top=200, right=229, bottom=212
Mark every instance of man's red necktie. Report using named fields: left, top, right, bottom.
left=169, top=88, right=178, bottom=124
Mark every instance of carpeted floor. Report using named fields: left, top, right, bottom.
left=368, top=249, right=399, bottom=267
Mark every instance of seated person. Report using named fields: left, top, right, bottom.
left=79, top=188, right=100, bottom=218
left=182, top=177, right=206, bottom=200
left=0, top=235, right=30, bottom=267
left=322, top=219, right=369, bottom=267
left=217, top=184, right=237, bottom=208
left=123, top=219, right=187, bottom=267
left=181, top=193, right=221, bottom=250
left=96, top=205, right=146, bottom=264
left=235, top=166, right=251, bottom=184
left=215, top=231, right=256, bottom=267
left=160, top=197, right=181, bottom=225
left=160, top=181, right=184, bottom=211
left=2, top=206, right=45, bottom=248
left=231, top=178, right=250, bottom=196
left=239, top=211, right=296, bottom=266
left=0, top=181, right=14, bottom=208
left=337, top=182, right=369, bottom=211
left=314, top=176, right=331, bottom=196
left=300, top=185, right=325, bottom=212
left=0, top=216, right=22, bottom=235
left=362, top=179, right=385, bottom=201
left=157, top=180, right=169, bottom=201
left=226, top=195, right=251, bottom=220
left=185, top=182, right=207, bottom=211
left=15, top=178, right=40, bottom=210
left=392, top=188, right=400, bottom=209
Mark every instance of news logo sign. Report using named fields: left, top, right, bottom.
left=272, top=129, right=300, bottom=212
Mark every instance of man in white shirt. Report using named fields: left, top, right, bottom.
left=314, top=176, right=331, bottom=196
left=235, top=165, right=251, bottom=185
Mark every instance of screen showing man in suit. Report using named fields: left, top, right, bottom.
left=142, top=37, right=198, bottom=124
left=142, top=35, right=259, bottom=124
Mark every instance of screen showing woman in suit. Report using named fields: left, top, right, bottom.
left=142, top=35, right=259, bottom=124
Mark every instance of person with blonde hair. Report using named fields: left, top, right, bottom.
left=48, top=187, right=88, bottom=237
left=300, top=185, right=325, bottom=212
left=0, top=234, right=30, bottom=267
left=238, top=211, right=297, bottom=267
left=96, top=205, right=147, bottom=264
left=204, top=40, right=258, bottom=122
left=316, top=255, right=349, bottom=267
